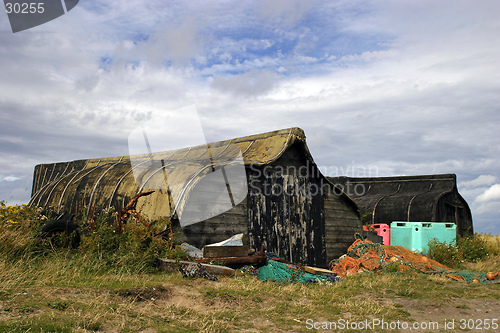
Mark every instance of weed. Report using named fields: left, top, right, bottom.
left=49, top=300, right=69, bottom=310
left=396, top=288, right=417, bottom=298
left=0, top=202, right=46, bottom=259
left=0, top=321, right=73, bottom=333
left=252, top=296, right=263, bottom=302
left=17, top=304, right=35, bottom=313
left=395, top=308, right=412, bottom=318
left=204, top=289, right=238, bottom=302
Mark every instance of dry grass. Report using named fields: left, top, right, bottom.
left=1, top=254, right=500, bottom=332
left=483, top=233, right=500, bottom=250
left=463, top=255, right=500, bottom=273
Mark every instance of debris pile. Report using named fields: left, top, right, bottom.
left=330, top=238, right=499, bottom=283
left=159, top=234, right=498, bottom=284
left=179, top=263, right=218, bottom=281
left=159, top=234, right=341, bottom=284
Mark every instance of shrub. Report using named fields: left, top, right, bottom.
left=429, top=240, right=462, bottom=267
left=428, top=233, right=500, bottom=268
left=457, top=234, right=488, bottom=263
left=427, top=239, right=463, bottom=268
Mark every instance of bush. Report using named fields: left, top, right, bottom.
left=427, top=239, right=463, bottom=268
left=428, top=233, right=500, bottom=268
left=458, top=234, right=488, bottom=262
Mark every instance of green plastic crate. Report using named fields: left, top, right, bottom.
left=390, top=222, right=456, bottom=253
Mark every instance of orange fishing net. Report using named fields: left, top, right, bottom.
left=330, top=239, right=495, bottom=283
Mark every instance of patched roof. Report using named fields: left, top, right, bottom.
left=29, top=127, right=324, bottom=222
left=328, top=174, right=471, bottom=226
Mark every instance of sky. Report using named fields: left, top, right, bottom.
left=0, top=0, right=499, bottom=234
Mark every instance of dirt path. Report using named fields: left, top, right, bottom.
left=378, top=297, right=500, bottom=332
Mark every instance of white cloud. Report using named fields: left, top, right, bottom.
left=472, top=183, right=500, bottom=216
left=476, top=184, right=500, bottom=203
left=211, top=69, right=279, bottom=97
left=141, top=17, right=205, bottom=66
left=459, top=175, right=497, bottom=188
left=259, top=0, right=312, bottom=26
left=1, top=176, right=21, bottom=182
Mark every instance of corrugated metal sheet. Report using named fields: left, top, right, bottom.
left=29, top=127, right=310, bottom=221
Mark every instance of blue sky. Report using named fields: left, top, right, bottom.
left=0, top=0, right=499, bottom=234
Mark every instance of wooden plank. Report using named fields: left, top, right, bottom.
left=324, top=206, right=356, bottom=213
left=183, top=222, right=247, bottom=237
left=324, top=229, right=359, bottom=236
left=304, top=266, right=337, bottom=276
left=203, top=245, right=249, bottom=258
left=327, top=230, right=360, bottom=235
left=156, top=258, right=235, bottom=277
left=195, top=255, right=267, bottom=266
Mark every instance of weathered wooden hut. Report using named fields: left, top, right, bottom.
left=30, top=127, right=361, bottom=266
left=328, top=174, right=473, bottom=236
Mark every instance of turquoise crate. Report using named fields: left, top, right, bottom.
left=421, top=222, right=456, bottom=248
left=390, top=222, right=425, bottom=253
left=390, top=222, right=456, bottom=253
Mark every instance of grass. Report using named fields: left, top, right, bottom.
left=1, top=262, right=499, bottom=332
left=1, top=202, right=500, bottom=332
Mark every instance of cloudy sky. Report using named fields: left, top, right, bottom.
left=0, top=0, right=499, bottom=234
